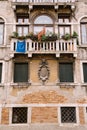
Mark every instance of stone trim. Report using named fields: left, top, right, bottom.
left=1, top=104, right=87, bottom=126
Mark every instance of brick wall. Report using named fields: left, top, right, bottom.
left=31, top=107, right=58, bottom=123
left=21, top=90, right=67, bottom=104
left=79, top=107, right=85, bottom=125
left=1, top=108, right=9, bottom=124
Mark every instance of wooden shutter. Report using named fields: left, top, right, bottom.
left=0, top=63, right=2, bottom=83
left=14, top=63, right=28, bottom=82
left=83, top=63, right=87, bottom=82
left=59, top=63, right=73, bottom=82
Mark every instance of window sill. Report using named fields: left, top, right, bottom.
left=60, top=122, right=78, bottom=126
left=78, top=45, right=87, bottom=48
left=11, top=82, right=31, bottom=87
left=56, top=82, right=76, bottom=88
left=81, top=83, right=87, bottom=87
left=0, top=83, right=4, bottom=87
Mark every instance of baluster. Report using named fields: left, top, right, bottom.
left=56, top=40, right=59, bottom=51
left=70, top=41, right=72, bottom=51
left=49, top=42, right=51, bottom=51
left=52, top=42, right=54, bottom=51
left=64, top=42, right=66, bottom=51
left=73, top=38, right=77, bottom=51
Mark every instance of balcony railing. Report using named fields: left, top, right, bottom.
left=10, top=38, right=77, bottom=57
left=12, top=0, right=76, bottom=3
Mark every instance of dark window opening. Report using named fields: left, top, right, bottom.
left=59, top=63, right=74, bottom=82
left=0, top=18, right=4, bottom=44
left=14, top=63, right=28, bottom=83
left=61, top=107, right=76, bottom=123
left=0, top=63, right=2, bottom=83
left=83, top=63, right=87, bottom=82
left=12, top=107, right=28, bottom=124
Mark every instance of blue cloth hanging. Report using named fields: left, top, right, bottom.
left=16, top=40, right=26, bottom=53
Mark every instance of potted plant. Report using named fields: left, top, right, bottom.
left=72, top=31, right=78, bottom=38
left=62, top=33, right=71, bottom=40
left=26, top=32, right=38, bottom=41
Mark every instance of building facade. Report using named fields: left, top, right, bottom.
left=0, top=0, right=87, bottom=130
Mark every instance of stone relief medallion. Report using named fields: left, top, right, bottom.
left=38, top=59, right=49, bottom=84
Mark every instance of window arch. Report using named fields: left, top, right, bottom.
left=0, top=18, right=4, bottom=44
left=80, top=17, right=87, bottom=44
left=34, top=15, right=54, bottom=34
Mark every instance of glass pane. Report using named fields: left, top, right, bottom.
left=34, top=26, right=53, bottom=34
left=24, top=18, right=29, bottom=23
left=17, top=27, right=22, bottom=36
left=81, top=24, right=87, bottom=44
left=59, top=27, right=64, bottom=37
left=0, top=24, right=4, bottom=44
left=64, top=18, right=69, bottom=23
left=34, top=15, right=53, bottom=24
left=59, top=18, right=63, bottom=23
left=18, top=19, right=23, bottom=24
left=65, top=27, right=70, bottom=34
left=23, top=27, right=28, bottom=36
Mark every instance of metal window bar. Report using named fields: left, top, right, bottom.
left=12, top=107, right=28, bottom=124
left=61, top=107, right=76, bottom=123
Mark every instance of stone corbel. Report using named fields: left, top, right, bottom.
left=29, top=5, right=33, bottom=11
left=54, top=5, right=59, bottom=10
left=71, top=5, right=76, bottom=11
left=12, top=5, right=16, bottom=11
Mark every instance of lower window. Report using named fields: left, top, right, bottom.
left=12, top=107, right=28, bottom=124
left=61, top=107, right=76, bottom=123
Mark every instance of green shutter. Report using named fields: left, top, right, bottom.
left=59, top=63, right=73, bottom=82
left=83, top=63, right=87, bottom=82
left=0, top=63, right=2, bottom=83
left=14, top=63, right=28, bottom=83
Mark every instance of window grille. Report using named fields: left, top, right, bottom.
left=12, top=107, right=28, bottom=123
left=61, top=107, right=76, bottom=123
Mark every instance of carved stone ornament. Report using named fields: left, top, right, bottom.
left=38, top=59, right=49, bottom=84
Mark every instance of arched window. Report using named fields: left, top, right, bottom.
left=34, top=15, right=53, bottom=34
left=0, top=18, right=4, bottom=44
left=80, top=17, right=87, bottom=44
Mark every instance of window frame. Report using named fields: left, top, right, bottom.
left=12, top=107, right=28, bottom=124
left=33, top=14, right=54, bottom=34
left=58, top=25, right=71, bottom=37
left=59, top=62, right=74, bottom=83
left=9, top=106, right=31, bottom=125
left=81, top=61, right=87, bottom=83
left=13, top=62, right=29, bottom=83
left=80, top=17, right=87, bottom=45
left=58, top=105, right=79, bottom=126
left=0, top=18, right=4, bottom=45
left=16, top=25, right=29, bottom=36
left=0, top=61, right=5, bottom=84
left=58, top=14, right=71, bottom=37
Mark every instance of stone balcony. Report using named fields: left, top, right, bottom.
left=11, top=0, right=77, bottom=8
left=12, top=0, right=76, bottom=3
left=10, top=38, right=77, bottom=57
